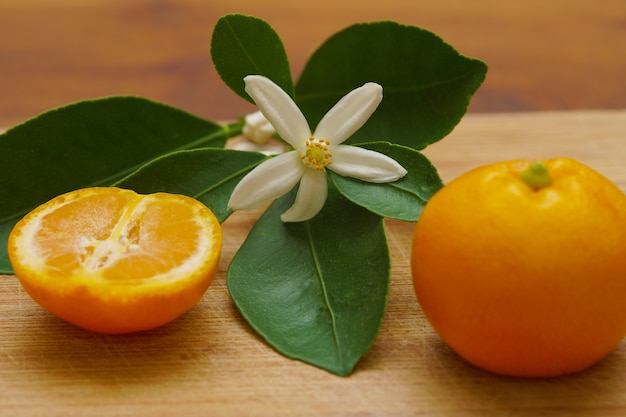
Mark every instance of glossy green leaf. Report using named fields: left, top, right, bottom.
left=211, top=14, right=294, bottom=102
left=295, top=21, right=487, bottom=150
left=330, top=142, right=443, bottom=222
left=115, top=148, right=268, bottom=223
left=0, top=96, right=231, bottom=273
left=228, top=185, right=389, bottom=376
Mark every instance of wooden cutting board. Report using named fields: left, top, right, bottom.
left=1, top=110, right=625, bottom=417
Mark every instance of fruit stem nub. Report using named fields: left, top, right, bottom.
left=520, top=161, right=552, bottom=190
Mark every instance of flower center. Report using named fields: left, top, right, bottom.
left=301, top=137, right=332, bottom=171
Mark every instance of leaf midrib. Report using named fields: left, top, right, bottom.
left=305, top=221, right=343, bottom=367
left=0, top=129, right=234, bottom=226
left=223, top=17, right=265, bottom=75
left=296, top=70, right=481, bottom=104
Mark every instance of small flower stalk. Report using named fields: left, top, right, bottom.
left=228, top=75, right=407, bottom=222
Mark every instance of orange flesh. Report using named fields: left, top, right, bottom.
left=8, top=187, right=222, bottom=334
left=32, top=191, right=205, bottom=280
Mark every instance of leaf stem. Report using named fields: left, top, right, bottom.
left=223, top=120, right=245, bottom=138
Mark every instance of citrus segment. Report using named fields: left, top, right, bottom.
left=411, top=158, right=626, bottom=377
left=8, top=187, right=222, bottom=334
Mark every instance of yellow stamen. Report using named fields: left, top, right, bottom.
left=301, top=137, right=333, bottom=171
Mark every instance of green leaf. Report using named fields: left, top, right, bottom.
left=115, top=148, right=268, bottom=223
left=0, top=96, right=231, bottom=273
left=330, top=142, right=443, bottom=221
left=228, top=186, right=389, bottom=376
left=0, top=228, right=12, bottom=275
left=211, top=14, right=294, bottom=102
left=295, top=21, right=487, bottom=150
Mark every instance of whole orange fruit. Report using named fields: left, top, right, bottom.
left=411, top=158, right=626, bottom=377
left=8, top=187, right=222, bottom=334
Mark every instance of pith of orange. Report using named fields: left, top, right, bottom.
left=8, top=187, right=222, bottom=334
left=411, top=158, right=626, bottom=377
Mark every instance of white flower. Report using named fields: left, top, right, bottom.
left=228, top=75, right=407, bottom=222
left=242, top=110, right=276, bottom=144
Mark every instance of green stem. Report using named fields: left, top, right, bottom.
left=223, top=120, right=245, bottom=138
left=520, top=161, right=552, bottom=190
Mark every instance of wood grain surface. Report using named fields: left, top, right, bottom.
left=1, top=1, right=626, bottom=415
left=1, top=110, right=625, bottom=417
left=1, top=0, right=626, bottom=127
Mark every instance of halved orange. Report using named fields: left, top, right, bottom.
left=8, top=187, right=222, bottom=334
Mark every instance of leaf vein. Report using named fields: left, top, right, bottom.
left=305, top=221, right=343, bottom=364
left=194, top=157, right=268, bottom=199
left=297, top=72, right=480, bottom=104
left=223, top=18, right=265, bottom=75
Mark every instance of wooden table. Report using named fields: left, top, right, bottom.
left=1, top=1, right=625, bottom=416
left=1, top=110, right=625, bottom=417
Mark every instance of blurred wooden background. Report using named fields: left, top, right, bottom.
left=1, top=0, right=625, bottom=128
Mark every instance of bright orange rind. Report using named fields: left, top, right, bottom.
left=412, top=158, right=626, bottom=377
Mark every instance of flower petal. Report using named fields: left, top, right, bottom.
left=228, top=151, right=305, bottom=211
left=280, top=169, right=328, bottom=222
left=244, top=75, right=311, bottom=149
left=328, top=145, right=408, bottom=183
left=313, top=82, right=383, bottom=145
